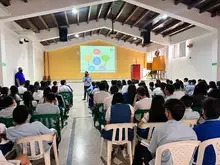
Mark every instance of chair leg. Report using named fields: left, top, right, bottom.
left=53, top=145, right=60, bottom=165
left=107, top=141, right=112, bottom=165
left=100, top=137, right=104, bottom=157
left=133, top=126, right=137, bottom=156
left=44, top=151, right=51, bottom=165
left=127, top=142, right=133, bottom=165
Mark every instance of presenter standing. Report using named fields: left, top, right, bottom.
left=15, top=67, right=26, bottom=87
left=82, top=71, right=92, bottom=100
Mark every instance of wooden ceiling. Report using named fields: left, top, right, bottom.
left=12, top=1, right=200, bottom=46
left=175, top=0, right=220, bottom=17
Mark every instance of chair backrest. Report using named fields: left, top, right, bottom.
left=59, top=92, right=73, bottom=106
left=182, top=120, right=197, bottom=128
left=134, top=109, right=150, bottom=123
left=155, top=140, right=200, bottom=165
left=31, top=114, right=61, bottom=138
left=105, top=123, right=135, bottom=145
left=0, top=118, right=14, bottom=128
left=15, top=134, right=55, bottom=160
left=192, top=107, right=202, bottom=114
left=196, top=138, right=220, bottom=165
left=140, top=122, right=165, bottom=140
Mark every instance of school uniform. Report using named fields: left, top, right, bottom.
left=35, top=103, right=60, bottom=115
left=182, top=108, right=200, bottom=120
left=18, top=86, right=27, bottom=95
left=153, top=87, right=164, bottom=97
left=93, top=91, right=110, bottom=104
left=165, top=94, right=177, bottom=101
left=59, top=85, right=72, bottom=92
left=103, top=95, right=113, bottom=110
left=0, top=106, right=16, bottom=118
left=173, top=90, right=185, bottom=99
left=33, top=90, right=44, bottom=101
left=134, top=97, right=152, bottom=111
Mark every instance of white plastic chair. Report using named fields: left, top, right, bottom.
left=15, top=134, right=59, bottom=165
left=155, top=140, right=200, bottom=165
left=100, top=123, right=135, bottom=165
left=196, top=138, right=220, bottom=165
left=182, top=120, right=198, bottom=128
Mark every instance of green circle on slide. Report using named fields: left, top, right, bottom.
left=102, top=55, right=110, bottom=62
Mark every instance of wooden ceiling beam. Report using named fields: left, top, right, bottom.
left=155, top=19, right=181, bottom=35
left=105, top=2, right=113, bottom=20
left=118, top=34, right=126, bottom=40
left=83, top=32, right=86, bottom=38
left=152, top=17, right=171, bottom=30
left=174, top=0, right=185, bottom=5
left=125, top=36, right=132, bottom=43
left=98, top=28, right=102, bottom=35
left=96, top=4, right=103, bottom=22
left=162, top=23, right=191, bottom=37
left=87, top=6, right=91, bottom=23
left=131, top=10, right=150, bottom=28
left=64, top=11, right=69, bottom=27
left=90, top=30, right=93, bottom=36
left=51, top=14, right=59, bottom=27
left=76, top=12, right=80, bottom=26
left=39, top=16, right=50, bottom=31
left=200, top=1, right=220, bottom=13
left=45, top=41, right=50, bottom=45
left=123, top=6, right=139, bottom=25
left=170, top=25, right=196, bottom=36
left=114, top=2, right=127, bottom=21
left=25, top=18, right=39, bottom=33
left=106, top=29, right=111, bottom=37
left=188, top=0, right=206, bottom=10
left=141, top=13, right=160, bottom=29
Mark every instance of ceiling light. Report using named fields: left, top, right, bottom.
left=133, top=37, right=137, bottom=40
left=158, top=24, right=163, bottom=28
left=162, top=14, right=168, bottom=19
left=72, top=8, right=78, bottom=14
left=75, top=34, right=79, bottom=38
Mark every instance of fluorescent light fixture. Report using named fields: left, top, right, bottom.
left=72, top=8, right=78, bottom=14
left=133, top=37, right=137, bottom=40
left=75, top=34, right=79, bottom=38
left=162, top=14, right=168, bottom=19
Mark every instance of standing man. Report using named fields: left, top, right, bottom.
left=82, top=71, right=92, bottom=100
left=15, top=67, right=25, bottom=87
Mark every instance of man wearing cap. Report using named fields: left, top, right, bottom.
left=15, top=67, right=26, bottom=87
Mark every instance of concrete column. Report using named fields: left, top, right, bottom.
left=212, top=30, right=220, bottom=81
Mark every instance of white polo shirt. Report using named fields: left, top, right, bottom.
left=18, top=86, right=27, bottom=95
left=165, top=94, right=177, bottom=101
left=173, top=90, right=185, bottom=99
left=94, top=91, right=111, bottom=104
left=134, top=97, right=152, bottom=111
left=0, top=106, right=16, bottom=118
left=182, top=108, right=200, bottom=120
left=59, top=85, right=71, bottom=92
left=103, top=95, right=113, bottom=110
left=35, top=103, right=60, bottom=115
left=33, top=90, right=44, bottom=101
left=153, top=87, right=164, bottom=97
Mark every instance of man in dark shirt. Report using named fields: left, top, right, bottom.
left=15, top=67, right=25, bottom=87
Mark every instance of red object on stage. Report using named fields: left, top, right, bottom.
left=131, top=64, right=140, bottom=80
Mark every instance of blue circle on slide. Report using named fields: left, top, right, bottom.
left=88, top=65, right=95, bottom=71
left=93, top=57, right=101, bottom=66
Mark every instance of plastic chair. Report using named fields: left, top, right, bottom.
left=15, top=134, right=59, bottom=165
left=100, top=123, right=135, bottom=165
left=182, top=120, right=198, bottom=128
left=155, top=141, right=200, bottom=165
left=196, top=138, right=220, bottom=165
left=134, top=109, right=150, bottom=123
left=59, top=92, right=73, bottom=107
left=0, top=117, right=14, bottom=128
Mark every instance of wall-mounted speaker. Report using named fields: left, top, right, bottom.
left=59, top=26, right=68, bottom=42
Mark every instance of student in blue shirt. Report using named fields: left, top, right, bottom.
left=194, top=97, right=220, bottom=165
left=15, top=67, right=25, bottom=87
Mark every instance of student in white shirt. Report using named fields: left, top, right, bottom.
left=134, top=87, right=152, bottom=111
left=20, top=91, right=38, bottom=107
left=133, top=99, right=197, bottom=165
left=173, top=82, right=185, bottom=99
left=153, top=83, right=164, bottom=97
left=181, top=95, right=200, bottom=120
left=35, top=93, right=60, bottom=115
left=103, top=85, right=118, bottom=110
left=0, top=97, right=17, bottom=118
left=33, top=81, right=43, bottom=101
left=10, top=86, right=21, bottom=101
left=59, top=80, right=72, bottom=93
left=18, top=82, right=27, bottom=95
left=164, top=84, right=176, bottom=101
left=122, top=80, right=132, bottom=94
left=93, top=82, right=110, bottom=104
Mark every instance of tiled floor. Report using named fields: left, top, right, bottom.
left=58, top=83, right=130, bottom=165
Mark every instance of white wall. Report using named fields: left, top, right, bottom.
left=167, top=34, right=213, bottom=82
left=34, top=45, right=44, bottom=81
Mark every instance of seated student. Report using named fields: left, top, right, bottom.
left=51, top=86, right=66, bottom=108
left=103, top=80, right=109, bottom=92
left=103, top=85, right=119, bottom=110
left=46, top=80, right=52, bottom=88
left=123, top=84, right=136, bottom=105
left=28, top=85, right=35, bottom=94
left=38, top=87, right=52, bottom=104
left=33, top=81, right=43, bottom=101
left=35, top=93, right=60, bottom=115
left=186, top=79, right=196, bottom=95
left=192, top=83, right=207, bottom=108
left=93, top=82, right=110, bottom=104
left=149, top=82, right=154, bottom=92
left=59, top=80, right=72, bottom=92
left=116, top=80, right=122, bottom=92
left=194, top=98, right=220, bottom=165
left=20, top=91, right=37, bottom=107
left=6, top=105, right=57, bottom=154
left=1, top=87, right=9, bottom=97
left=153, top=83, right=164, bottom=97
left=53, top=81, right=58, bottom=87
left=24, top=80, right=30, bottom=89
left=0, top=97, right=16, bottom=118
left=181, top=95, right=200, bottom=120
left=40, top=81, right=47, bottom=91
left=164, top=84, right=176, bottom=101
left=10, top=86, right=21, bottom=101
left=173, top=82, right=185, bottom=99
left=18, top=82, right=27, bottom=95
left=134, top=87, right=152, bottom=111
left=132, top=99, right=197, bottom=165
left=122, top=80, right=132, bottom=94
left=137, top=95, right=168, bottom=138
left=92, top=82, right=100, bottom=94
left=208, top=81, right=217, bottom=93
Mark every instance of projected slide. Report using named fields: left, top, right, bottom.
left=80, top=46, right=116, bottom=73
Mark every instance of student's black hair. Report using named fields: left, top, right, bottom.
left=156, top=79, right=161, bottom=85
left=149, top=82, right=154, bottom=88
left=155, top=83, right=161, bottom=88
left=96, top=82, right=101, bottom=88
left=111, top=92, right=125, bottom=105
left=92, top=82, right=96, bottom=86
left=165, top=84, right=175, bottom=94
left=110, top=85, right=119, bottom=95
left=25, top=80, right=30, bottom=88
left=179, top=81, right=184, bottom=89
left=198, top=79, right=203, bottom=83
left=1, top=87, right=9, bottom=96
left=116, top=80, right=122, bottom=89
left=184, top=78, right=188, bottom=82
left=169, top=80, right=173, bottom=85
left=47, top=80, right=51, bottom=86
left=191, top=79, right=196, bottom=85
left=40, top=81, right=47, bottom=90
left=166, top=79, right=170, bottom=84
left=51, top=86, right=58, bottom=94
left=149, top=95, right=167, bottom=122
left=127, top=80, right=132, bottom=85
left=208, top=89, right=220, bottom=99
left=203, top=98, right=220, bottom=119
left=139, top=81, right=146, bottom=87
left=60, top=80, right=66, bottom=85
left=34, top=81, right=40, bottom=89
left=3, top=96, right=14, bottom=107
left=28, top=85, right=35, bottom=94
left=127, top=84, right=137, bottom=104
left=209, top=81, right=217, bottom=89
left=164, top=99, right=185, bottom=121
left=13, top=105, right=29, bottom=124
left=10, top=85, right=18, bottom=98
left=173, top=83, right=181, bottom=90
left=102, top=80, right=109, bottom=91
left=160, top=82, right=167, bottom=91
left=99, top=82, right=106, bottom=91
left=23, top=91, right=33, bottom=107
left=180, top=95, right=193, bottom=108
left=45, top=92, right=56, bottom=103
left=193, top=83, right=207, bottom=96
left=122, top=80, right=126, bottom=86
left=137, top=87, right=147, bottom=97
left=111, top=80, right=117, bottom=86
left=43, top=87, right=52, bottom=97
left=53, top=81, right=58, bottom=86
left=175, top=79, right=180, bottom=83
left=200, top=80, right=209, bottom=90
